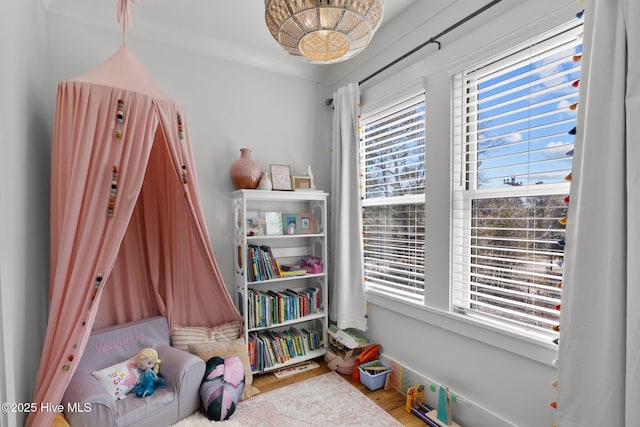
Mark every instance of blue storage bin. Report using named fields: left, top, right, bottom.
left=358, top=360, right=391, bottom=391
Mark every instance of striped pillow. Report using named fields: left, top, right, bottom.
left=171, top=321, right=241, bottom=350
left=210, top=321, right=242, bottom=341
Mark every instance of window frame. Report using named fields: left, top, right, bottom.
left=359, top=81, right=427, bottom=305
left=450, top=19, right=581, bottom=340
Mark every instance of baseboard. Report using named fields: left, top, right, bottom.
left=379, top=354, right=517, bottom=427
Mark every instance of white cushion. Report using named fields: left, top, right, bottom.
left=91, top=357, right=141, bottom=400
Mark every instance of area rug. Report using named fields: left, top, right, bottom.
left=170, top=371, right=402, bottom=427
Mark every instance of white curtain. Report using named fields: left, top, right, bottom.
left=329, top=83, right=368, bottom=331
left=557, top=1, right=640, bottom=426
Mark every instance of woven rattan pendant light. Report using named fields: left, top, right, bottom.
left=265, top=0, right=384, bottom=64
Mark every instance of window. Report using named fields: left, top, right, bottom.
left=359, top=90, right=426, bottom=304
left=452, top=20, right=582, bottom=337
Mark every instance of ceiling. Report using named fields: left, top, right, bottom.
left=42, top=0, right=478, bottom=83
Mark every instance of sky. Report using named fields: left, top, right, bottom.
left=471, top=32, right=583, bottom=189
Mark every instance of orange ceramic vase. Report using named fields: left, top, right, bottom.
left=229, top=148, right=261, bottom=189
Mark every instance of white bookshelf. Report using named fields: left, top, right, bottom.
left=231, top=189, right=329, bottom=373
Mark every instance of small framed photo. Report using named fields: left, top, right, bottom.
left=282, top=213, right=299, bottom=235
left=245, top=209, right=264, bottom=236
left=298, top=212, right=315, bottom=234
left=270, top=164, right=293, bottom=191
left=264, top=211, right=283, bottom=235
left=293, top=176, right=312, bottom=190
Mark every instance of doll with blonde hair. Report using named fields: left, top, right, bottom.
left=132, top=348, right=165, bottom=397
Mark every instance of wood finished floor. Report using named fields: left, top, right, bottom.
left=251, top=358, right=425, bottom=426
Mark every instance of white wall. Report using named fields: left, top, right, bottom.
left=0, top=1, right=51, bottom=426
left=330, top=1, right=580, bottom=426
left=43, top=13, right=333, bottom=302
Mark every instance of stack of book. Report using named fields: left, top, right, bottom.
left=248, top=327, right=322, bottom=371
left=245, top=287, right=322, bottom=329
left=278, top=263, right=308, bottom=277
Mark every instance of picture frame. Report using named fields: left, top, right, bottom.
left=282, top=213, right=299, bottom=235
left=264, top=211, right=283, bottom=235
left=245, top=209, right=264, bottom=236
left=298, top=212, right=315, bottom=234
left=293, top=176, right=312, bottom=191
left=270, top=164, right=293, bottom=191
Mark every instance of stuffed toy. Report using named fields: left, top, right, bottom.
left=200, top=356, right=245, bottom=421
left=131, top=348, right=166, bottom=398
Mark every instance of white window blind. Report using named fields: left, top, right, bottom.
left=360, top=91, right=426, bottom=304
left=452, top=20, right=582, bottom=337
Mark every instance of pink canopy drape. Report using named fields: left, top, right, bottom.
left=27, top=46, right=240, bottom=427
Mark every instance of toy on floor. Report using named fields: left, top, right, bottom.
left=406, top=383, right=462, bottom=427
left=406, top=384, right=425, bottom=412
left=406, top=384, right=438, bottom=425
left=131, top=348, right=166, bottom=397
left=426, top=384, right=460, bottom=426
left=200, top=356, right=245, bottom=421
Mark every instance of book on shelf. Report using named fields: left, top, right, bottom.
left=248, top=333, right=257, bottom=371
left=276, top=261, right=308, bottom=277
left=247, top=245, right=281, bottom=282
left=279, top=269, right=307, bottom=277
left=248, top=248, right=325, bottom=281
left=257, top=335, right=265, bottom=371
left=249, top=327, right=322, bottom=370
left=246, top=287, right=321, bottom=329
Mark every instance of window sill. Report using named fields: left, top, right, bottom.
left=366, top=291, right=559, bottom=367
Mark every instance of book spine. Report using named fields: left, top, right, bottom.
left=260, top=249, right=273, bottom=279
left=264, top=245, right=281, bottom=279
left=247, top=290, right=254, bottom=329
left=248, top=332, right=257, bottom=371
left=258, top=331, right=276, bottom=368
